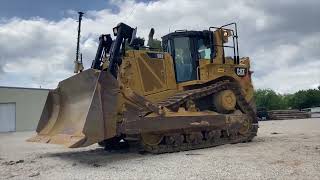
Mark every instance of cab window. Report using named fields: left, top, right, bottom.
left=197, top=38, right=211, bottom=60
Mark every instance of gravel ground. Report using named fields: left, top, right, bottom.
left=0, top=118, right=320, bottom=180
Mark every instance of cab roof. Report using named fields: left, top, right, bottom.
left=162, top=30, right=210, bottom=41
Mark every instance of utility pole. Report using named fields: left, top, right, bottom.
left=76, top=11, right=84, bottom=63
left=74, top=12, right=84, bottom=73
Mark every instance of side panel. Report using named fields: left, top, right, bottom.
left=120, top=51, right=145, bottom=96
left=121, top=50, right=178, bottom=103
left=135, top=52, right=168, bottom=94
left=180, top=57, right=254, bottom=102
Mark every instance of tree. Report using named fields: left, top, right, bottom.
left=125, top=38, right=162, bottom=50
left=254, top=89, right=288, bottom=110
left=148, top=39, right=162, bottom=50
left=254, top=88, right=320, bottom=110
left=289, top=89, right=320, bottom=109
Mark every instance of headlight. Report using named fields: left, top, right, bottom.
left=223, top=30, right=228, bottom=37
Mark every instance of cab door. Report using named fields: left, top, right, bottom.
left=172, top=37, right=198, bottom=83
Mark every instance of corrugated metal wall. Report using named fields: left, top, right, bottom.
left=0, top=87, right=48, bottom=132
left=0, top=103, right=16, bottom=132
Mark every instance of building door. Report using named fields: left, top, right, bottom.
left=0, top=103, right=16, bottom=132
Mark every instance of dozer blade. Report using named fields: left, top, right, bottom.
left=28, top=69, right=120, bottom=148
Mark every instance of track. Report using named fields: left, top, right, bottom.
left=141, top=81, right=259, bottom=154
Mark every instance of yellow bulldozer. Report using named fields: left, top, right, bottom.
left=28, top=22, right=258, bottom=153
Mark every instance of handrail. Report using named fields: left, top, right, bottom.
left=196, top=66, right=200, bottom=80
left=208, top=22, right=240, bottom=64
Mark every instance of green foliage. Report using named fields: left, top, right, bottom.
left=124, top=37, right=145, bottom=50
left=124, top=38, right=162, bottom=51
left=254, top=88, right=320, bottom=110
left=254, top=89, right=287, bottom=110
left=148, top=39, right=162, bottom=50
left=288, top=89, right=320, bottom=109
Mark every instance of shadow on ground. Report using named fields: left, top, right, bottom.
left=42, top=147, right=151, bottom=167
left=38, top=136, right=268, bottom=167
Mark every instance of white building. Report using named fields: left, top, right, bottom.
left=302, top=107, right=320, bottom=118
left=0, top=86, right=49, bottom=132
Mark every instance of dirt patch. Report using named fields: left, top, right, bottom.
left=271, top=132, right=282, bottom=135
left=270, top=159, right=302, bottom=167
left=185, top=153, right=203, bottom=156
left=2, top=159, right=24, bottom=166
left=29, top=172, right=40, bottom=177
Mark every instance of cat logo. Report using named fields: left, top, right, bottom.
left=235, top=67, right=247, bottom=77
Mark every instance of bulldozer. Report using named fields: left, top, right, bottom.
left=28, top=22, right=258, bottom=153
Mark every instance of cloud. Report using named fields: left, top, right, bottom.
left=0, top=0, right=319, bottom=93
left=0, top=17, right=77, bottom=87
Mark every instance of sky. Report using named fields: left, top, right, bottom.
left=0, top=0, right=319, bottom=93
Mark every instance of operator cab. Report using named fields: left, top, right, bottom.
left=162, top=30, right=214, bottom=83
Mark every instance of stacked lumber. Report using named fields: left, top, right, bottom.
left=268, top=109, right=310, bottom=120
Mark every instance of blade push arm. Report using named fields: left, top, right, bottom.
left=91, top=34, right=113, bottom=69
left=108, top=23, right=135, bottom=78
